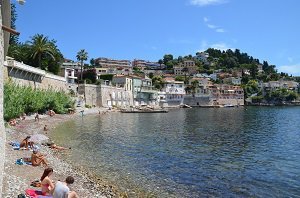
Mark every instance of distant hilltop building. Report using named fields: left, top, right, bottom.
left=174, top=60, right=197, bottom=76
left=195, top=52, right=209, bottom=63
left=95, top=57, right=132, bottom=75
left=132, top=59, right=165, bottom=70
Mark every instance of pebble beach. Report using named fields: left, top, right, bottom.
left=2, top=108, right=123, bottom=198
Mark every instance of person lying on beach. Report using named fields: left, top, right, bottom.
left=49, top=143, right=70, bottom=151
left=53, top=176, right=79, bottom=198
left=20, top=136, right=34, bottom=150
left=40, top=167, right=55, bottom=196
left=31, top=149, right=48, bottom=167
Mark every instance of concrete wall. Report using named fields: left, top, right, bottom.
left=4, top=62, right=68, bottom=92
left=78, top=84, right=133, bottom=108
left=184, top=95, right=211, bottom=106
left=78, top=84, right=102, bottom=107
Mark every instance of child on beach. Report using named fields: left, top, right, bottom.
left=40, top=167, right=55, bottom=195
left=53, top=176, right=79, bottom=198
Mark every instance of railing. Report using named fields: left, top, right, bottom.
left=6, top=60, right=46, bottom=76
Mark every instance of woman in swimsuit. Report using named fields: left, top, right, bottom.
left=40, top=167, right=55, bottom=195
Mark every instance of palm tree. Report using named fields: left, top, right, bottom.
left=29, top=34, right=55, bottom=68
left=76, top=49, right=88, bottom=81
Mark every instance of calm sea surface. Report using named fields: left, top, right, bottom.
left=51, top=107, right=300, bottom=197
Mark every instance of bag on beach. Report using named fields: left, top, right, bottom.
left=17, top=194, right=26, bottom=198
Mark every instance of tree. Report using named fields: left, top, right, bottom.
left=158, top=59, right=163, bottom=69
left=10, top=3, right=19, bottom=45
left=28, top=34, right=56, bottom=69
left=152, top=76, right=164, bottom=90
left=76, top=49, right=88, bottom=81
left=90, top=58, right=95, bottom=67
left=163, top=54, right=173, bottom=65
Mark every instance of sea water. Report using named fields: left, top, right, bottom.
left=51, top=107, right=300, bottom=197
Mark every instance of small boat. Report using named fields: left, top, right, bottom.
left=121, top=109, right=168, bottom=113
left=223, top=104, right=235, bottom=108
left=180, top=104, right=192, bottom=108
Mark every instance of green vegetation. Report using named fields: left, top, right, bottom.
left=4, top=82, right=74, bottom=121
left=8, top=4, right=63, bottom=74
left=8, top=34, right=63, bottom=75
left=264, top=88, right=298, bottom=103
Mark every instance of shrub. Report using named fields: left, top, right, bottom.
left=4, top=82, right=75, bottom=121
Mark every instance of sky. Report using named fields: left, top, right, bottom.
left=13, top=0, right=300, bottom=76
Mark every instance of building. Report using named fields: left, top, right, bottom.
left=78, top=83, right=133, bottom=108
left=222, top=77, right=242, bottom=85
left=132, top=76, right=158, bottom=106
left=59, top=59, right=81, bottom=84
left=174, top=60, right=197, bottom=76
left=195, top=52, right=209, bottom=63
left=95, top=57, right=132, bottom=75
left=183, top=77, right=213, bottom=106
left=260, top=80, right=299, bottom=92
left=210, top=84, right=244, bottom=106
left=162, top=79, right=186, bottom=107
left=132, top=59, right=164, bottom=70
left=112, top=75, right=133, bottom=91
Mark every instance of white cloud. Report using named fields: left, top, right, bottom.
left=190, top=0, right=227, bottom=6
left=277, top=64, right=300, bottom=76
left=197, top=40, right=233, bottom=52
left=216, top=28, right=225, bottom=33
left=207, top=24, right=217, bottom=29
left=203, top=16, right=226, bottom=33
left=210, top=42, right=232, bottom=51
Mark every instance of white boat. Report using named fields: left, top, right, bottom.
left=223, top=104, right=235, bottom=108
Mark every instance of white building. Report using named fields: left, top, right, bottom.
left=195, top=52, right=209, bottom=63
left=162, top=79, right=186, bottom=107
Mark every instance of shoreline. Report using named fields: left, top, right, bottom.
left=2, top=108, right=121, bottom=197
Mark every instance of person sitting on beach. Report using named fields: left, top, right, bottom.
left=9, top=119, right=17, bottom=126
left=20, top=112, right=26, bottom=120
left=40, top=167, right=55, bottom=196
left=49, top=143, right=70, bottom=151
left=44, top=125, right=48, bottom=131
left=53, top=176, right=79, bottom=198
left=35, top=113, right=40, bottom=122
left=20, top=136, right=34, bottom=150
left=31, top=149, right=48, bottom=167
left=49, top=110, right=56, bottom=117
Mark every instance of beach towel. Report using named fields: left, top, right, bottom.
left=10, top=141, right=21, bottom=150
left=25, top=189, right=52, bottom=198
left=16, top=158, right=32, bottom=165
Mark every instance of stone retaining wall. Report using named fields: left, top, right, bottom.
left=3, top=61, right=68, bottom=92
